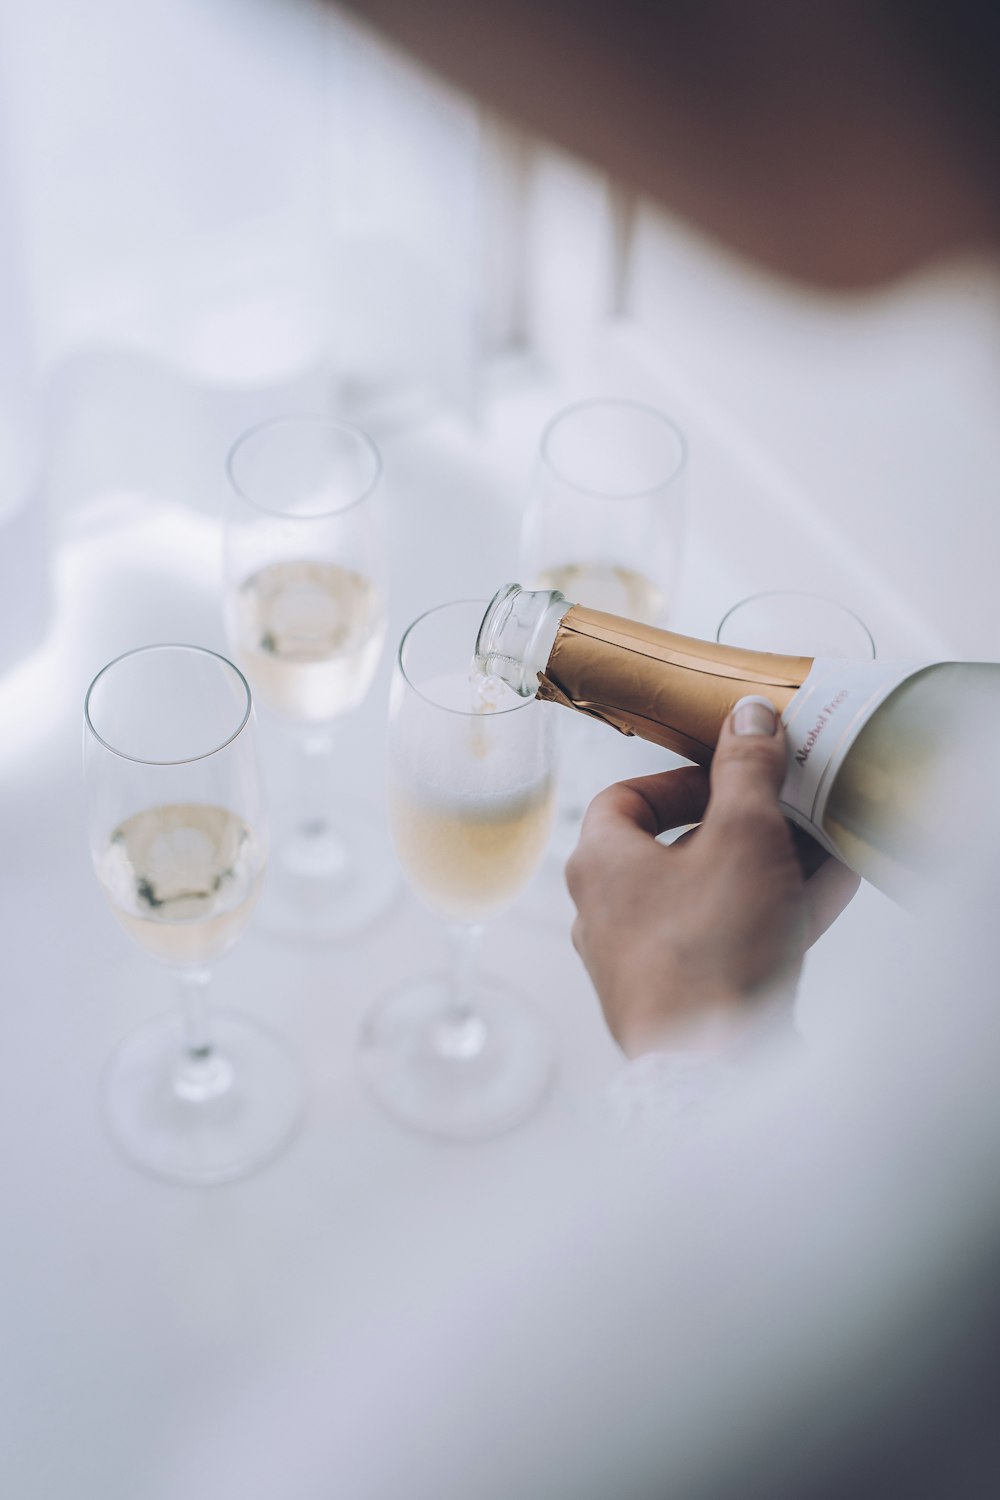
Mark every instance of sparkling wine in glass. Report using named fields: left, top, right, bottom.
left=224, top=415, right=396, bottom=940
left=84, top=644, right=302, bottom=1184
left=360, top=600, right=557, bottom=1141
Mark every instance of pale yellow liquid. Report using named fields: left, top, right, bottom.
left=97, top=803, right=265, bottom=966
left=537, top=563, right=664, bottom=624
left=389, top=776, right=555, bottom=923
left=231, top=560, right=385, bottom=723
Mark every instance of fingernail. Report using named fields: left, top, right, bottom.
left=731, top=695, right=777, bottom=736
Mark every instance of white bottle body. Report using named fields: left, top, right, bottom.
left=813, top=662, right=1000, bottom=901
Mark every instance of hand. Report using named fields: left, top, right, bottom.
left=565, top=696, right=859, bottom=1059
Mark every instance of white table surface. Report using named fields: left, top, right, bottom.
left=1, top=346, right=922, bottom=1498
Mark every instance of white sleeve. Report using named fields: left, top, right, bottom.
left=606, top=1048, right=745, bottom=1134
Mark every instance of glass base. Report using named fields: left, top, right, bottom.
left=102, top=1010, right=304, bottom=1185
left=257, top=799, right=399, bottom=942
left=359, top=976, right=553, bottom=1142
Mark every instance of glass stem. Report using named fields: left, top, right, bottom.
left=292, top=722, right=337, bottom=832
left=173, top=967, right=233, bottom=1103
left=177, top=966, right=213, bottom=1055
left=437, top=924, right=488, bottom=1061
left=560, top=754, right=590, bottom=824
left=558, top=715, right=593, bottom=824
left=277, top=721, right=352, bottom=882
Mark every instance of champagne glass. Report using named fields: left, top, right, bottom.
left=84, top=645, right=302, bottom=1184
left=360, top=601, right=557, bottom=1141
left=716, top=591, right=876, bottom=659
left=520, top=397, right=688, bottom=893
left=523, top=398, right=687, bottom=620
left=224, top=415, right=396, bottom=940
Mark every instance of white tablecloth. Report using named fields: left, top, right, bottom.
left=0, top=349, right=918, bottom=1498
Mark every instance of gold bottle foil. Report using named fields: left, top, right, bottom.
left=537, top=605, right=813, bottom=763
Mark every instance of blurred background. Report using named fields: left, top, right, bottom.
left=3, top=0, right=1000, bottom=682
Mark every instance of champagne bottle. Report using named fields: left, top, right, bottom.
left=475, top=583, right=1000, bottom=902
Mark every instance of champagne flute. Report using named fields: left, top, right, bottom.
left=522, top=397, right=688, bottom=622
left=224, top=414, right=396, bottom=940
left=520, top=397, right=688, bottom=897
left=716, top=591, right=877, bottom=659
left=84, top=644, right=301, bottom=1184
left=360, top=600, right=557, bottom=1141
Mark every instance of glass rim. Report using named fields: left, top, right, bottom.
left=225, top=413, right=382, bottom=521
left=398, top=600, right=536, bottom=718
left=539, top=397, right=688, bottom=501
left=716, top=590, right=877, bottom=657
left=84, top=643, right=254, bottom=766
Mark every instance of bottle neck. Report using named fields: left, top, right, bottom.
left=539, top=604, right=814, bottom=763
left=475, top=583, right=816, bottom=764
left=475, top=583, right=571, bottom=697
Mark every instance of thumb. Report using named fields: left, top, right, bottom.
left=702, top=695, right=789, bottom=835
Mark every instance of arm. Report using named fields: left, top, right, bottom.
left=333, top=0, right=984, bottom=288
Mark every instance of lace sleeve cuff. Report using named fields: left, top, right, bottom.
left=606, top=1049, right=745, bottom=1135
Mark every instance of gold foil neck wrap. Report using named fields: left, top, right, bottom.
left=537, top=605, right=812, bottom=763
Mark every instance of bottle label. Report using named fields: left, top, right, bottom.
left=779, top=659, right=925, bottom=856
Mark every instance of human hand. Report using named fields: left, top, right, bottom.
left=565, top=696, right=859, bottom=1059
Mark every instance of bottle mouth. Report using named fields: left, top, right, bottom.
left=474, top=583, right=522, bottom=679
left=475, top=582, right=570, bottom=698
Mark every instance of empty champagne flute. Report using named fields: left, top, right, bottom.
left=224, top=414, right=396, bottom=940
left=360, top=600, right=557, bottom=1141
left=716, top=590, right=876, bottom=659
left=84, top=644, right=302, bottom=1184
left=522, top=397, right=687, bottom=623
left=520, top=397, right=688, bottom=903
